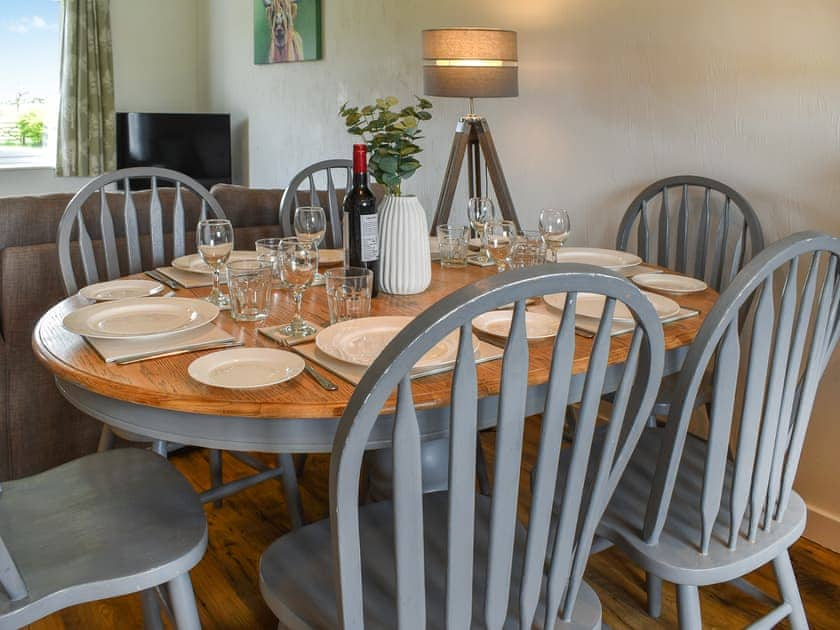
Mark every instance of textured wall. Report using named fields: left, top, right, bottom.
left=202, top=0, right=840, bottom=548
left=0, top=0, right=202, bottom=196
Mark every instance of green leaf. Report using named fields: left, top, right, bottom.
left=416, top=97, right=433, bottom=109
left=361, top=105, right=374, bottom=115
left=377, top=155, right=399, bottom=174
left=401, top=115, right=417, bottom=129
left=385, top=96, right=399, bottom=107
left=399, top=144, right=421, bottom=156
left=415, top=110, right=432, bottom=121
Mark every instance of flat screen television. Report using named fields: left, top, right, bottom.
left=115, top=112, right=232, bottom=191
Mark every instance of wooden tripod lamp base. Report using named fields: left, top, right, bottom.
left=429, top=115, right=521, bottom=234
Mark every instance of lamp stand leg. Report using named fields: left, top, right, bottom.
left=429, top=117, right=520, bottom=234
left=430, top=120, right=471, bottom=233
left=474, top=119, right=520, bottom=231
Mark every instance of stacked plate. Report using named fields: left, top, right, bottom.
left=551, top=247, right=641, bottom=270
left=315, top=316, right=479, bottom=371
left=472, top=310, right=559, bottom=341
left=543, top=291, right=681, bottom=322
left=64, top=297, right=220, bottom=339
left=79, top=279, right=166, bottom=302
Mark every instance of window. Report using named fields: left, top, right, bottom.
left=0, top=0, right=60, bottom=168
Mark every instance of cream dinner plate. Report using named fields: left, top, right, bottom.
left=632, top=272, right=708, bottom=294
left=188, top=348, right=304, bottom=389
left=318, top=249, right=344, bottom=266
left=552, top=247, right=642, bottom=270
left=316, top=316, right=478, bottom=369
left=472, top=310, right=559, bottom=340
left=63, top=297, right=219, bottom=339
left=171, top=251, right=255, bottom=274
left=544, top=291, right=680, bottom=322
left=79, top=279, right=165, bottom=301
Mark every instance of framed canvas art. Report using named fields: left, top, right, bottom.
left=254, top=0, right=322, bottom=64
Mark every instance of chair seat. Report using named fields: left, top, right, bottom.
left=260, top=492, right=602, bottom=629
left=594, top=427, right=806, bottom=585
left=0, top=448, right=207, bottom=628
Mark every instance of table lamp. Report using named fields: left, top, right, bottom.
left=423, top=28, right=521, bottom=231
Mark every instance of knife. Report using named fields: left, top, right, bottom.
left=145, top=269, right=182, bottom=290
left=115, top=339, right=243, bottom=365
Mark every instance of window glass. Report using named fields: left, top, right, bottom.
left=0, top=0, right=60, bottom=168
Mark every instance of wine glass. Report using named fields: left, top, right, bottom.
left=467, top=196, right=496, bottom=263
left=294, top=206, right=327, bottom=282
left=539, top=208, right=571, bottom=262
left=484, top=219, right=516, bottom=272
left=277, top=238, right=319, bottom=337
left=196, top=218, right=234, bottom=307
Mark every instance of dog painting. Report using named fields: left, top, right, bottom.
left=254, top=0, right=321, bottom=64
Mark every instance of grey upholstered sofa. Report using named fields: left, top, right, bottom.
left=0, top=184, right=284, bottom=479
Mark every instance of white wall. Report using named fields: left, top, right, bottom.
left=203, top=0, right=840, bottom=549
left=0, top=0, right=201, bottom=197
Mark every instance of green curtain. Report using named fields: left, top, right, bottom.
left=56, top=0, right=116, bottom=177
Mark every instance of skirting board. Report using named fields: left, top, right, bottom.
left=804, top=504, right=840, bottom=553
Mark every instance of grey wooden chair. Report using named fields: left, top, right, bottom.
left=279, top=159, right=352, bottom=248
left=0, top=448, right=206, bottom=628
left=57, top=167, right=304, bottom=526
left=583, top=231, right=840, bottom=628
left=616, top=175, right=764, bottom=293
left=259, top=264, right=666, bottom=628
left=613, top=176, right=764, bottom=423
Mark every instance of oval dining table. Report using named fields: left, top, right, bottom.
left=33, top=262, right=716, bottom=499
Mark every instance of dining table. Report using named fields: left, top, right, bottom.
left=32, top=261, right=717, bottom=499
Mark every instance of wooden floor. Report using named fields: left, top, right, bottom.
left=30, top=418, right=840, bottom=629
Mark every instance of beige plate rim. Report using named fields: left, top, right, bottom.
left=187, top=347, right=305, bottom=389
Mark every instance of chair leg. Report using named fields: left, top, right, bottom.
left=151, top=440, right=168, bottom=458
left=208, top=449, right=224, bottom=508
left=476, top=439, right=491, bottom=495
left=140, top=588, right=164, bottom=630
left=773, top=549, right=809, bottom=629
left=676, top=584, right=702, bottom=630
left=168, top=572, right=201, bottom=630
left=646, top=572, right=663, bottom=618
left=97, top=425, right=115, bottom=452
left=294, top=453, right=308, bottom=477
left=278, top=453, right=305, bottom=529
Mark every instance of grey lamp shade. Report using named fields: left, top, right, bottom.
left=423, top=28, right=518, bottom=98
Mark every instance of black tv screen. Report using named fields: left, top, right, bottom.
left=115, top=112, right=231, bottom=191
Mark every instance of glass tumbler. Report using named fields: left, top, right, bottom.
left=226, top=259, right=273, bottom=321
left=324, top=267, right=374, bottom=324
left=255, top=237, right=287, bottom=288
left=436, top=224, right=469, bottom=268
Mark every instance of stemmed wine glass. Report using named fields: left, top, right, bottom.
left=196, top=218, right=234, bottom=307
left=277, top=237, right=319, bottom=337
left=467, top=196, right=496, bottom=263
left=539, top=208, right=571, bottom=262
left=294, top=206, right=327, bottom=282
left=484, top=219, right=517, bottom=272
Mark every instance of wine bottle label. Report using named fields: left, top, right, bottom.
left=360, top=214, right=379, bottom=262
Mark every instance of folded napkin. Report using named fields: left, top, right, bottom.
left=620, top=264, right=664, bottom=278
left=258, top=323, right=324, bottom=346
left=86, top=324, right=238, bottom=364
left=293, top=339, right=503, bottom=385
left=571, top=307, right=699, bottom=338
left=155, top=266, right=216, bottom=288
left=528, top=301, right=698, bottom=338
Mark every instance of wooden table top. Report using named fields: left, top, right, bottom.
left=33, top=263, right=717, bottom=420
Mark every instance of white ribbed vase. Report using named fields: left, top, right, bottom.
left=377, top=194, right=432, bottom=295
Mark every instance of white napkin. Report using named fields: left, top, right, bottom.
left=293, top=340, right=503, bottom=385
left=86, top=324, right=237, bottom=364
left=155, top=266, right=216, bottom=288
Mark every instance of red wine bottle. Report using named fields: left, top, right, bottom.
left=343, top=144, right=379, bottom=296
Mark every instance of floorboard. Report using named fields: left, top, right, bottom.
left=27, top=417, right=840, bottom=629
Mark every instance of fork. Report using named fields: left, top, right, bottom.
left=276, top=337, right=338, bottom=391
